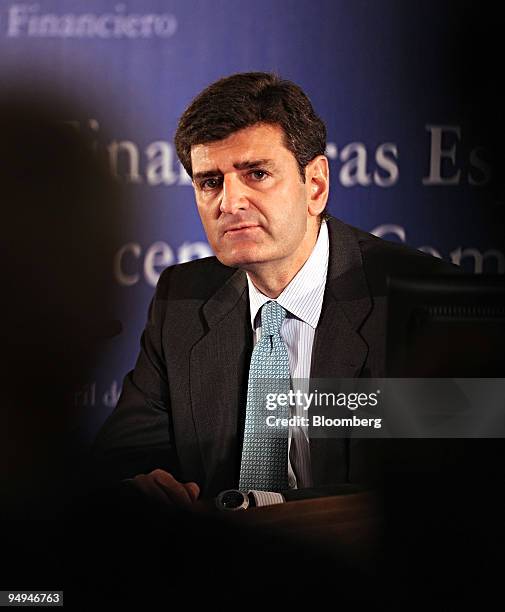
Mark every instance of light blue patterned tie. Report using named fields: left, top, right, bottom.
left=239, top=300, right=290, bottom=492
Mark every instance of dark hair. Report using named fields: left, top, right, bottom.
left=174, top=72, right=327, bottom=183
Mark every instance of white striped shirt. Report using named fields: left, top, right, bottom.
left=246, top=221, right=329, bottom=489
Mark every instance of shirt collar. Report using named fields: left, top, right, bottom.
left=247, top=220, right=329, bottom=330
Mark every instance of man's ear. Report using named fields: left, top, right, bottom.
left=305, top=155, right=329, bottom=217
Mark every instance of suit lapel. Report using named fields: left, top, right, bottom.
left=189, top=269, right=251, bottom=495
left=309, top=217, right=372, bottom=485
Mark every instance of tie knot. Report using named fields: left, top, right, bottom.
left=261, top=300, right=286, bottom=336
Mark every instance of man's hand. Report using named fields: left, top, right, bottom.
left=128, top=469, right=200, bottom=509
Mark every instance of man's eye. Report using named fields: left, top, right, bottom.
left=201, top=178, right=221, bottom=190
left=249, top=170, right=268, bottom=181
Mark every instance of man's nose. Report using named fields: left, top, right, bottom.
left=219, top=174, right=250, bottom=214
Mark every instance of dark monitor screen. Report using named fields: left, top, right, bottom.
left=386, top=275, right=505, bottom=377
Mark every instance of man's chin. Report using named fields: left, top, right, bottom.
left=215, top=248, right=266, bottom=270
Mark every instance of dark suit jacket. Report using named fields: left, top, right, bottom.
left=92, top=216, right=456, bottom=497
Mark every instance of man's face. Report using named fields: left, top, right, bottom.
left=191, top=123, right=320, bottom=274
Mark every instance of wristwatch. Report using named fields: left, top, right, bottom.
left=215, top=489, right=254, bottom=511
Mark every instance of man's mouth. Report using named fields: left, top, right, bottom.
left=223, top=223, right=261, bottom=236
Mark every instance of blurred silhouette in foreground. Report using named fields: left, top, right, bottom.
left=0, top=85, right=122, bottom=589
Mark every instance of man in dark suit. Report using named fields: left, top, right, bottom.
left=92, top=72, right=455, bottom=506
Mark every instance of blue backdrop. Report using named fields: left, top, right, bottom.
left=1, top=0, right=503, bottom=445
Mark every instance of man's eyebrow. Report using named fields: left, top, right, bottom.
left=193, top=169, right=222, bottom=181
left=193, top=159, right=276, bottom=181
left=233, top=159, right=275, bottom=171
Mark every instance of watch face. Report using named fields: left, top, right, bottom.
left=216, top=489, right=248, bottom=510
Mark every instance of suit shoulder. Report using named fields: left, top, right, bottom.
left=154, top=256, right=238, bottom=300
